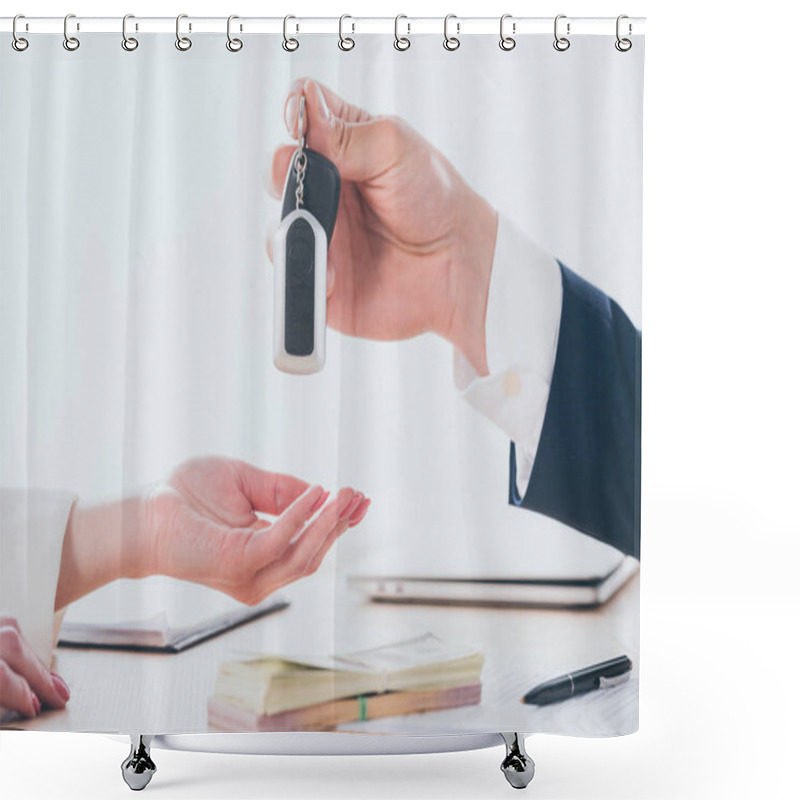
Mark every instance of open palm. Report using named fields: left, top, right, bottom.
left=143, top=456, right=369, bottom=606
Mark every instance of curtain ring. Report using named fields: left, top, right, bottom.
left=499, top=14, right=516, bottom=51
left=121, top=14, right=138, bottom=51
left=443, top=14, right=460, bottom=51
left=63, top=13, right=80, bottom=51
left=226, top=15, right=243, bottom=51
left=12, top=14, right=29, bottom=52
left=553, top=14, right=570, bottom=51
left=338, top=14, right=355, bottom=51
left=615, top=14, right=632, bottom=51
left=394, top=15, right=410, bottom=51
left=175, top=14, right=192, bottom=50
left=283, top=15, right=299, bottom=51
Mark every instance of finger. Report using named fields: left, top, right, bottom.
left=303, top=517, right=350, bottom=576
left=235, top=461, right=311, bottom=516
left=305, top=79, right=372, bottom=125
left=290, top=490, right=360, bottom=574
left=244, top=484, right=327, bottom=561
left=284, top=78, right=371, bottom=140
left=270, top=144, right=295, bottom=200
left=266, top=223, right=276, bottom=263
left=347, top=497, right=371, bottom=527
left=0, top=662, right=38, bottom=718
left=0, top=624, right=69, bottom=711
left=294, top=78, right=401, bottom=182
left=251, top=488, right=356, bottom=593
left=302, top=492, right=366, bottom=574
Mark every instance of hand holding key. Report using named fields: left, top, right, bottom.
left=269, top=78, right=498, bottom=377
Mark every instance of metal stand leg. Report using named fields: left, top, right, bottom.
left=500, top=732, right=535, bottom=789
left=121, top=735, right=157, bottom=791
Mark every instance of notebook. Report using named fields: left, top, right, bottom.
left=57, top=575, right=289, bottom=653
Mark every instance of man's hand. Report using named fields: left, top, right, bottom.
left=269, top=78, right=497, bottom=376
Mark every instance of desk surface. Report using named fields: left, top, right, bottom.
left=12, top=570, right=639, bottom=736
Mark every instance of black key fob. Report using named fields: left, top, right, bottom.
left=280, top=148, right=340, bottom=243
left=273, top=148, right=340, bottom=375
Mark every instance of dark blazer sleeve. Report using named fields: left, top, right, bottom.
left=509, top=261, right=641, bottom=559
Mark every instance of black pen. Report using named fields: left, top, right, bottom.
left=521, top=655, right=633, bottom=705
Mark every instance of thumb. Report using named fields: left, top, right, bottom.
left=290, top=79, right=403, bottom=183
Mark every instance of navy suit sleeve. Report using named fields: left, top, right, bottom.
left=509, top=262, right=641, bottom=559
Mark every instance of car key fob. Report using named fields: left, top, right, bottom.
left=273, top=147, right=340, bottom=375
left=280, top=148, right=340, bottom=244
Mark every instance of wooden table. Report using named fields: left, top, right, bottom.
left=13, top=569, right=639, bottom=736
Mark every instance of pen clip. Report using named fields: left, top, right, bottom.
left=598, top=671, right=631, bottom=690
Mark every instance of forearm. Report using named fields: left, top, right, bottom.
left=443, top=189, right=497, bottom=377
left=54, top=495, right=151, bottom=611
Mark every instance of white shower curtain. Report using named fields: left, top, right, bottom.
left=1, top=26, right=643, bottom=737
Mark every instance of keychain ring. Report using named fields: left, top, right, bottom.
left=12, top=14, right=29, bottom=51
left=63, top=13, right=80, bottom=51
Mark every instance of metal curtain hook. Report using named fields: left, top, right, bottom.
left=283, top=15, right=299, bottom=51
left=63, top=13, right=80, bottom=51
left=394, top=14, right=410, bottom=51
left=499, top=14, right=516, bottom=51
left=175, top=14, right=192, bottom=50
left=443, top=13, right=460, bottom=51
left=615, top=14, right=632, bottom=51
left=338, top=14, right=355, bottom=51
left=553, top=14, right=570, bottom=51
left=12, top=14, right=29, bottom=51
left=226, top=15, right=243, bottom=51
left=122, top=14, right=138, bottom=51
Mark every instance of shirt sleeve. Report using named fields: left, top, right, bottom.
left=0, top=488, right=76, bottom=672
left=453, top=212, right=563, bottom=497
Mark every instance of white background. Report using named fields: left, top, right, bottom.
left=1, top=1, right=798, bottom=799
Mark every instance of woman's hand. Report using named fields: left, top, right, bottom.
left=0, top=616, right=71, bottom=719
left=269, top=78, right=498, bottom=377
left=140, top=456, right=370, bottom=606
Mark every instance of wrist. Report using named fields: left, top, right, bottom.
left=54, top=494, right=153, bottom=610
left=442, top=190, right=497, bottom=376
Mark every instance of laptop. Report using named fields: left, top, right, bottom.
left=345, top=508, right=639, bottom=609
left=348, top=555, right=638, bottom=609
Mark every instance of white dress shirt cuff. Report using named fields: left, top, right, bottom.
left=453, top=212, right=563, bottom=497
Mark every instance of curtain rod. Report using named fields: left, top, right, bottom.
left=1, top=16, right=646, bottom=36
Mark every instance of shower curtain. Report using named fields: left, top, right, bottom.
left=1, top=21, right=643, bottom=739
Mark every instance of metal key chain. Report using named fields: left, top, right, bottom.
left=273, top=96, right=341, bottom=375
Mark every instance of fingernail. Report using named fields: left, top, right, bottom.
left=310, top=490, right=329, bottom=514
left=51, top=672, right=70, bottom=702
left=350, top=498, right=371, bottom=524
left=312, top=80, right=330, bottom=122
left=340, top=493, right=363, bottom=520
left=285, top=94, right=299, bottom=136
left=31, top=692, right=40, bottom=715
